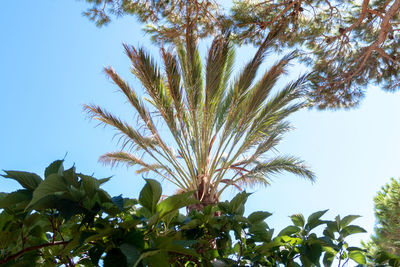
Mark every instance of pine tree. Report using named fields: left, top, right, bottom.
left=370, top=178, right=400, bottom=255
left=79, top=0, right=400, bottom=109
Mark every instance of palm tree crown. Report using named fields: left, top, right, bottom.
left=85, top=32, right=315, bottom=208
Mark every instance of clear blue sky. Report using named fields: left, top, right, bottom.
left=2, top=0, right=400, bottom=250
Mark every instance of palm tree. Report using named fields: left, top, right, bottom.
left=85, top=31, right=315, bottom=210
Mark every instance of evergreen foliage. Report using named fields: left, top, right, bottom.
left=373, top=178, right=400, bottom=254
left=363, top=178, right=400, bottom=266
left=78, top=0, right=400, bottom=109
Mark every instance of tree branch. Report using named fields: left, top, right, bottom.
left=0, top=241, right=70, bottom=265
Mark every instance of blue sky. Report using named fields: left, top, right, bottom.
left=2, top=0, right=400, bottom=250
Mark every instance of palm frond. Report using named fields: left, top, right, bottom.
left=251, top=156, right=316, bottom=181
left=99, top=151, right=184, bottom=188
left=89, top=32, right=315, bottom=203
left=84, top=104, right=155, bottom=152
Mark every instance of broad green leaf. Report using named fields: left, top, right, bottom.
left=124, top=230, right=145, bottom=249
left=80, top=174, right=100, bottom=197
left=98, top=177, right=111, bottom=185
left=147, top=212, right=160, bottom=226
left=2, top=171, right=42, bottom=191
left=326, top=221, right=339, bottom=233
left=304, top=243, right=322, bottom=265
left=139, top=179, right=162, bottom=213
left=172, top=240, right=198, bottom=248
left=257, top=239, right=286, bottom=254
left=249, top=221, right=269, bottom=236
left=278, top=225, right=300, bottom=236
left=229, top=192, right=251, bottom=214
left=180, top=218, right=202, bottom=230
left=112, top=194, right=124, bottom=211
left=154, top=236, right=199, bottom=257
left=26, top=174, right=66, bottom=210
left=144, top=251, right=169, bottom=267
left=323, top=228, right=335, bottom=240
left=121, top=243, right=141, bottom=267
left=163, top=210, right=178, bottom=227
left=323, top=252, right=335, bottom=266
left=133, top=250, right=161, bottom=267
left=162, top=243, right=198, bottom=257
left=44, top=160, right=64, bottom=178
left=319, top=236, right=335, bottom=247
left=346, top=246, right=364, bottom=252
left=248, top=211, right=272, bottom=224
left=307, top=209, right=328, bottom=226
left=305, top=209, right=328, bottom=231
left=0, top=190, right=32, bottom=208
left=54, top=199, right=82, bottom=220
left=340, top=225, right=366, bottom=238
left=156, top=191, right=198, bottom=218
left=63, top=166, right=79, bottom=188
left=291, top=213, right=305, bottom=227
left=348, top=250, right=366, bottom=264
left=340, top=215, right=361, bottom=228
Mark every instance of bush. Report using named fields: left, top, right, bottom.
left=0, top=160, right=370, bottom=266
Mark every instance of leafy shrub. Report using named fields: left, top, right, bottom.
left=0, top=160, right=370, bottom=266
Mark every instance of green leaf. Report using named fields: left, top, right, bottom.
left=322, top=229, right=335, bottom=240
left=305, top=209, right=328, bottom=231
left=248, top=211, right=272, bottom=224
left=104, top=248, right=127, bottom=267
left=111, top=194, right=124, bottom=210
left=139, top=179, right=162, bottom=213
left=156, top=191, right=198, bottom=218
left=44, top=160, right=64, bottom=178
left=229, top=191, right=251, bottom=213
left=323, top=252, right=335, bottom=266
left=2, top=171, right=42, bottom=191
left=124, top=231, right=145, bottom=249
left=250, top=221, right=273, bottom=242
left=63, top=166, right=79, bottom=188
left=147, top=212, right=160, bottom=226
left=278, top=225, right=300, bottom=236
left=121, top=243, right=141, bottom=267
left=133, top=250, right=162, bottom=267
left=340, top=215, right=361, bottom=228
left=144, top=251, right=169, bottom=267
left=98, top=177, right=111, bottom=185
left=340, top=225, right=366, bottom=238
left=80, top=174, right=101, bottom=197
left=26, top=174, right=67, bottom=210
left=348, top=250, right=366, bottom=264
left=291, top=213, right=305, bottom=227
left=54, top=199, right=82, bottom=220
left=0, top=190, right=32, bottom=208
left=304, top=243, right=322, bottom=265
left=307, top=209, right=328, bottom=225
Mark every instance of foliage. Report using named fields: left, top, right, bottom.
left=78, top=0, right=400, bottom=109
left=363, top=177, right=400, bottom=266
left=0, top=160, right=371, bottom=266
left=84, top=31, right=314, bottom=208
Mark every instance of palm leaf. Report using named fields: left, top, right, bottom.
left=87, top=32, right=315, bottom=205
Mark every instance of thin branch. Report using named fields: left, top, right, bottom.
left=0, top=241, right=70, bottom=265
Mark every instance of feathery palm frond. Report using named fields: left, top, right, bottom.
left=86, top=33, right=315, bottom=205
